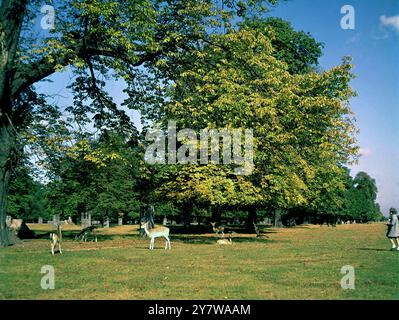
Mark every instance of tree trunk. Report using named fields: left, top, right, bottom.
left=0, top=0, right=29, bottom=246
left=0, top=123, right=15, bottom=246
left=274, top=208, right=284, bottom=228
left=211, top=206, right=221, bottom=222
left=182, top=202, right=193, bottom=229
left=245, top=207, right=256, bottom=232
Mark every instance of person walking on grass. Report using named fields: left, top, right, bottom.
left=386, top=208, right=399, bottom=251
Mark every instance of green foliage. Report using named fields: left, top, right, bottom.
left=46, top=131, right=143, bottom=222
left=241, top=17, right=324, bottom=74
left=140, top=21, right=358, bottom=219
left=192, top=205, right=211, bottom=219
left=152, top=202, right=181, bottom=219
left=342, top=171, right=380, bottom=222
left=154, top=165, right=261, bottom=208
left=13, top=0, right=280, bottom=136
left=7, top=163, right=50, bottom=221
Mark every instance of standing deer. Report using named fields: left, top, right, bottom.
left=210, top=222, right=225, bottom=237
left=141, top=221, right=171, bottom=250
left=50, top=224, right=62, bottom=255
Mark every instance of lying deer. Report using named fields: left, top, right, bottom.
left=141, top=221, right=171, bottom=250
left=253, top=222, right=269, bottom=239
left=50, top=224, right=62, bottom=255
left=217, top=236, right=232, bottom=245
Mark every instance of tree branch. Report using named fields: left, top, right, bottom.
left=10, top=17, right=202, bottom=101
left=10, top=42, right=169, bottom=100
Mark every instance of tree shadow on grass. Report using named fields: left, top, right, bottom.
left=34, top=230, right=76, bottom=239
left=33, top=226, right=286, bottom=245
left=34, top=230, right=141, bottom=243
left=132, top=246, right=171, bottom=250
left=169, top=235, right=216, bottom=245
left=287, top=225, right=314, bottom=229
left=357, top=248, right=392, bottom=252
left=169, top=235, right=285, bottom=245
left=167, top=225, right=278, bottom=235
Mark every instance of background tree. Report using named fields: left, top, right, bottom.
left=343, top=171, right=380, bottom=222
left=7, top=161, right=50, bottom=222
left=46, top=130, right=142, bottom=224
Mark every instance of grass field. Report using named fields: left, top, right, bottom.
left=0, top=222, right=398, bottom=300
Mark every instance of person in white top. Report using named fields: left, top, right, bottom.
left=386, top=208, right=399, bottom=251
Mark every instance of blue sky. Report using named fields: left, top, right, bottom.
left=36, top=0, right=399, bottom=215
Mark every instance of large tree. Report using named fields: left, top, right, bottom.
left=138, top=21, right=358, bottom=227
left=0, top=0, right=278, bottom=245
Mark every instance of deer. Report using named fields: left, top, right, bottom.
left=141, top=221, right=171, bottom=250
left=50, top=224, right=62, bottom=255
left=253, top=222, right=269, bottom=239
left=6, top=216, right=23, bottom=234
left=210, top=222, right=225, bottom=238
left=76, top=225, right=97, bottom=242
left=217, top=236, right=232, bottom=245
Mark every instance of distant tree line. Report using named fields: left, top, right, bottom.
left=8, top=153, right=383, bottom=227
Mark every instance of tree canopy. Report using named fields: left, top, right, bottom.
left=137, top=22, right=359, bottom=225
left=0, top=0, right=279, bottom=245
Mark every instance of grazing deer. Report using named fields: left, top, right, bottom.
left=141, top=221, right=171, bottom=250
left=76, top=225, right=97, bottom=242
left=50, top=224, right=62, bottom=255
left=253, top=222, right=269, bottom=239
left=210, top=222, right=225, bottom=237
left=217, top=236, right=232, bottom=245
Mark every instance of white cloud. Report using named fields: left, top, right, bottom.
left=359, top=148, right=372, bottom=157
left=380, top=14, right=399, bottom=32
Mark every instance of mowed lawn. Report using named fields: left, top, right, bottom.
left=0, top=223, right=398, bottom=300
